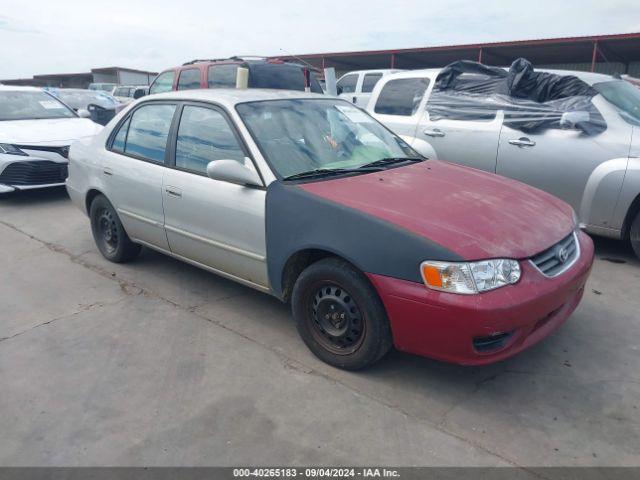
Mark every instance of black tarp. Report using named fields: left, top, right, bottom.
left=427, top=58, right=607, bottom=135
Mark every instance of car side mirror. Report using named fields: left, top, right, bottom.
left=77, top=108, right=91, bottom=119
left=206, top=159, right=262, bottom=187
left=133, top=88, right=147, bottom=99
left=336, top=85, right=343, bottom=95
left=560, top=111, right=590, bottom=129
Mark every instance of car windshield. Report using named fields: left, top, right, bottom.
left=54, top=90, right=119, bottom=110
left=0, top=90, right=77, bottom=121
left=594, top=80, right=640, bottom=125
left=236, top=99, right=421, bottom=179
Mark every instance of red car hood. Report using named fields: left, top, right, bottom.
left=300, top=160, right=575, bottom=260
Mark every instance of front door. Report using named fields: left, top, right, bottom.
left=162, top=103, right=268, bottom=289
left=496, top=96, right=632, bottom=228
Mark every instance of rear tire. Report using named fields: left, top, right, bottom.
left=89, top=194, right=141, bottom=263
left=291, top=257, right=392, bottom=370
left=631, top=210, right=640, bottom=260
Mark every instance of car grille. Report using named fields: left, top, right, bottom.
left=530, top=232, right=579, bottom=277
left=15, top=144, right=70, bottom=158
left=0, top=161, right=68, bottom=186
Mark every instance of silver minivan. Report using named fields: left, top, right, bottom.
left=367, top=68, right=640, bottom=258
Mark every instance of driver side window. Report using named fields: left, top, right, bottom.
left=175, top=106, right=245, bottom=175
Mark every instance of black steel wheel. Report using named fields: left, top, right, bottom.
left=309, top=282, right=366, bottom=355
left=89, top=194, right=141, bottom=263
left=292, top=257, right=392, bottom=370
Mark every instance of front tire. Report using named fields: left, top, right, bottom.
left=89, top=194, right=141, bottom=263
left=291, top=257, right=392, bottom=370
left=631, top=210, right=640, bottom=260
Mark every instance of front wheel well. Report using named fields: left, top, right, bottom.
left=281, top=249, right=354, bottom=302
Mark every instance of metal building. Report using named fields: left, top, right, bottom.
left=276, top=32, right=640, bottom=77
left=1, top=67, right=158, bottom=88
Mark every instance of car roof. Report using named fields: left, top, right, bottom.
left=341, top=69, right=402, bottom=76
left=537, top=69, right=615, bottom=85
left=147, top=88, right=327, bottom=109
left=380, top=67, right=617, bottom=86
left=0, top=85, right=43, bottom=92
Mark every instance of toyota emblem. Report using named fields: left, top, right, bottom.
left=556, top=247, right=569, bottom=263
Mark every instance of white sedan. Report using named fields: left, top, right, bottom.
left=0, top=86, right=103, bottom=194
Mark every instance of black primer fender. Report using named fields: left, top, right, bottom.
left=265, top=181, right=463, bottom=299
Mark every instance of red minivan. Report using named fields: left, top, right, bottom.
left=148, top=57, right=323, bottom=95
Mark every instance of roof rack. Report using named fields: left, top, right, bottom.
left=182, top=55, right=270, bottom=66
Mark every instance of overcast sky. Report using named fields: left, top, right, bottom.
left=1, top=0, right=639, bottom=79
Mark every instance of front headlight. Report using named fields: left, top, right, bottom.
left=420, top=259, right=521, bottom=295
left=0, top=144, right=28, bottom=156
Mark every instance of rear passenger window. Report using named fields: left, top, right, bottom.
left=149, top=71, right=175, bottom=94
left=374, top=78, right=430, bottom=116
left=177, top=69, right=201, bottom=90
left=337, top=74, right=358, bottom=94
left=175, top=106, right=245, bottom=174
left=111, top=117, right=130, bottom=153
left=362, top=73, right=383, bottom=93
left=208, top=65, right=239, bottom=88
left=124, top=104, right=176, bottom=163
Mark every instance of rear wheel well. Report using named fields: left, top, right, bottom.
left=622, top=193, right=640, bottom=240
left=281, top=249, right=348, bottom=302
left=85, top=189, right=103, bottom=215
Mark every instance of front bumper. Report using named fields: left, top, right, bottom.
left=367, top=231, right=594, bottom=365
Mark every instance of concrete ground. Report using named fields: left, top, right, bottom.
left=0, top=187, right=639, bottom=467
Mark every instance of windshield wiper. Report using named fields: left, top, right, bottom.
left=358, top=157, right=425, bottom=169
left=283, top=167, right=382, bottom=181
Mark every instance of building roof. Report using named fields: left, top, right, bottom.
left=274, top=32, right=640, bottom=71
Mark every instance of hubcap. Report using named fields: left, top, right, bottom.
left=310, top=284, right=365, bottom=354
left=98, top=209, right=118, bottom=254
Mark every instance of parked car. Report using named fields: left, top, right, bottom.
left=337, top=69, right=400, bottom=107
left=367, top=63, right=640, bottom=258
left=88, top=82, right=118, bottom=93
left=66, top=89, right=593, bottom=369
left=148, top=57, right=323, bottom=95
left=0, top=86, right=103, bottom=194
left=49, top=88, right=125, bottom=126
left=112, top=85, right=149, bottom=104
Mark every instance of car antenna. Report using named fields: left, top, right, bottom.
left=278, top=48, right=317, bottom=71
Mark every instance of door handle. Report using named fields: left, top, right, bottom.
left=423, top=128, right=445, bottom=138
left=103, top=167, right=113, bottom=176
left=165, top=186, right=182, bottom=198
left=509, top=138, right=536, bottom=147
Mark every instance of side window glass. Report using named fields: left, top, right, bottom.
left=149, top=71, right=175, bottom=94
left=337, top=74, right=358, bottom=94
left=208, top=65, right=239, bottom=88
left=175, top=106, right=245, bottom=174
left=111, top=117, right=130, bottom=153
left=374, top=78, right=430, bottom=116
left=362, top=73, right=383, bottom=93
left=124, top=104, right=176, bottom=163
left=177, top=69, right=201, bottom=90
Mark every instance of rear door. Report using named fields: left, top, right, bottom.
left=103, top=102, right=177, bottom=250
left=370, top=76, right=431, bottom=147
left=162, top=103, right=268, bottom=289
